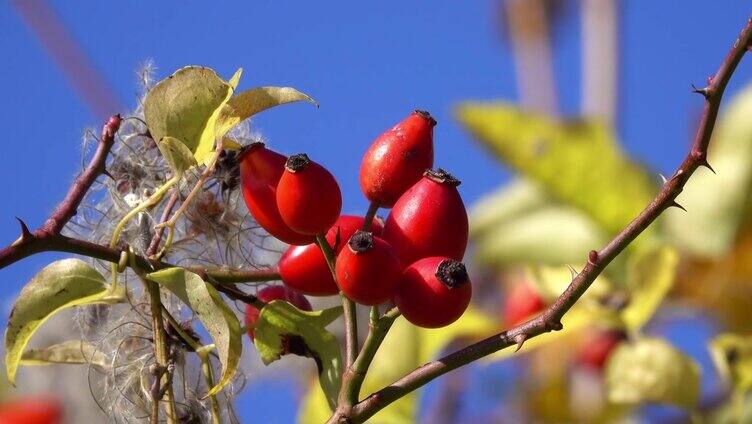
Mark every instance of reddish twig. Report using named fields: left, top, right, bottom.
left=328, top=15, right=752, bottom=424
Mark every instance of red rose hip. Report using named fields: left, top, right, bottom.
left=383, top=168, right=468, bottom=266
left=239, top=143, right=314, bottom=245
left=276, top=154, right=342, bottom=235
left=245, top=285, right=312, bottom=340
left=335, top=231, right=402, bottom=306
left=394, top=257, right=472, bottom=328
left=575, top=329, right=626, bottom=371
left=360, top=110, right=435, bottom=207
left=502, top=282, right=546, bottom=327
left=0, top=396, right=62, bottom=424
left=279, top=215, right=383, bottom=296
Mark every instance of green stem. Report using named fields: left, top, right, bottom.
left=197, top=345, right=222, bottom=424
left=145, top=280, right=178, bottom=424
left=341, top=309, right=400, bottom=405
left=316, top=234, right=358, bottom=367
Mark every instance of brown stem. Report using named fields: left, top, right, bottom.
left=330, top=15, right=752, bottom=424
left=42, top=114, right=121, bottom=235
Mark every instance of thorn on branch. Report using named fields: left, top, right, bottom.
left=691, top=84, right=711, bottom=99
left=700, top=160, right=716, bottom=174
left=15, top=217, right=32, bottom=242
left=514, top=333, right=527, bottom=352
left=566, top=264, right=578, bottom=278
left=545, top=320, right=563, bottom=332
left=102, top=169, right=115, bottom=180
left=670, top=201, right=687, bottom=212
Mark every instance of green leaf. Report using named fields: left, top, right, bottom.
left=298, top=306, right=497, bottom=424
left=4, top=259, right=125, bottom=384
left=146, top=268, right=241, bottom=397
left=605, top=338, right=701, bottom=409
left=709, top=333, right=752, bottom=393
left=157, top=136, right=198, bottom=174
left=621, top=246, right=679, bottom=330
left=144, top=66, right=240, bottom=166
left=20, top=340, right=107, bottom=372
left=473, top=204, right=609, bottom=267
left=216, top=86, right=318, bottom=138
left=470, top=178, right=551, bottom=238
left=254, top=300, right=342, bottom=410
left=664, top=83, right=752, bottom=258
left=457, top=103, right=657, bottom=238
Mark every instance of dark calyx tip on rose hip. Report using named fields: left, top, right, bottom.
left=413, top=109, right=437, bottom=127
left=285, top=153, right=311, bottom=172
left=425, top=168, right=461, bottom=186
left=436, top=259, right=469, bottom=289
left=236, top=141, right=266, bottom=161
left=348, top=230, right=374, bottom=253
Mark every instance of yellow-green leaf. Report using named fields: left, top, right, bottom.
left=621, top=246, right=679, bottom=330
left=605, top=338, right=701, bottom=409
left=158, top=136, right=198, bottom=174
left=255, top=301, right=342, bottom=410
left=4, top=259, right=125, bottom=384
left=20, top=340, right=107, bottom=372
left=664, top=83, right=752, bottom=258
left=146, top=268, right=241, bottom=397
left=144, top=66, right=240, bottom=166
left=216, top=86, right=318, bottom=138
left=470, top=178, right=550, bottom=238
left=457, top=103, right=657, bottom=238
left=709, top=333, right=752, bottom=393
left=474, top=204, right=609, bottom=267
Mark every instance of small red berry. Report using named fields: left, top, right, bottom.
left=502, top=282, right=545, bottom=327
left=0, top=396, right=62, bottom=424
left=575, top=329, right=626, bottom=371
left=395, top=257, right=472, bottom=328
left=335, top=231, right=402, bottom=306
left=279, top=215, right=383, bottom=296
left=276, top=154, right=342, bottom=235
left=382, top=169, right=468, bottom=266
left=245, top=286, right=312, bottom=340
left=239, top=143, right=314, bottom=245
left=359, top=110, right=436, bottom=207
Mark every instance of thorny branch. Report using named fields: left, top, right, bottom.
left=327, top=15, right=752, bottom=424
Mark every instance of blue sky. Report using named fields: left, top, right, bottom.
left=1, top=1, right=751, bottom=422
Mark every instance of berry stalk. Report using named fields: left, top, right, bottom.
left=316, top=234, right=359, bottom=367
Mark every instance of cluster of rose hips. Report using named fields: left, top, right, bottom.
left=241, top=110, right=471, bottom=331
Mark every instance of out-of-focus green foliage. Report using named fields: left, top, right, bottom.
left=709, top=334, right=752, bottom=393
left=664, top=84, right=752, bottom=258
left=457, top=104, right=657, bottom=239
left=605, top=337, right=701, bottom=409
left=472, top=180, right=609, bottom=268
left=298, top=306, right=497, bottom=423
